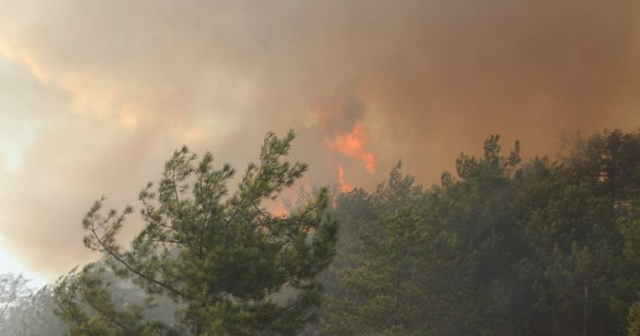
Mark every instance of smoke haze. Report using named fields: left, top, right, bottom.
left=0, top=0, right=639, bottom=279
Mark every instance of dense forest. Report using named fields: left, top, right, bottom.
left=2, top=128, right=640, bottom=336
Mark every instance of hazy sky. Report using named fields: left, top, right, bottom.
left=1, top=0, right=640, bottom=283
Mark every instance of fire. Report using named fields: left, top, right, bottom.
left=312, top=95, right=377, bottom=191
left=326, top=122, right=376, bottom=174
left=271, top=201, right=288, bottom=217
left=337, top=165, right=353, bottom=192
left=264, top=199, right=288, bottom=217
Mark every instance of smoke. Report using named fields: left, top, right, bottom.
left=0, top=0, right=639, bottom=278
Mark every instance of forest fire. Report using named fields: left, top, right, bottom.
left=326, top=122, right=376, bottom=175
left=267, top=199, right=288, bottom=217
left=336, top=165, right=352, bottom=192
left=6, top=1, right=640, bottom=335
left=313, top=97, right=377, bottom=191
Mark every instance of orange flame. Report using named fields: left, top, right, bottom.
left=264, top=199, right=288, bottom=217
left=326, top=123, right=376, bottom=174
left=312, top=98, right=376, bottom=191
left=337, top=165, right=353, bottom=192
left=271, top=201, right=288, bottom=217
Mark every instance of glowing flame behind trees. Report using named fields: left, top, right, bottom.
left=326, top=122, right=376, bottom=175
left=313, top=94, right=377, bottom=192
left=336, top=165, right=353, bottom=192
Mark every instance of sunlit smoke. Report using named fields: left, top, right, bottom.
left=0, top=0, right=639, bottom=280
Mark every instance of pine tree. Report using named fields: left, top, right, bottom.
left=54, top=131, right=339, bottom=336
left=324, top=163, right=496, bottom=336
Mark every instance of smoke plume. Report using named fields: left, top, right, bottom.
left=0, top=0, right=639, bottom=278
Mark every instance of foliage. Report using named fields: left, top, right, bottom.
left=325, top=129, right=640, bottom=336
left=54, top=131, right=338, bottom=336
left=629, top=297, right=640, bottom=336
left=0, top=273, right=30, bottom=321
left=40, top=127, right=640, bottom=335
left=0, top=274, right=67, bottom=336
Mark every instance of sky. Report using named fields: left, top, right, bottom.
left=0, top=0, right=640, bottom=284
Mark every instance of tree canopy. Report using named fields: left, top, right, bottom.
left=2, top=127, right=639, bottom=336
left=54, top=131, right=339, bottom=336
left=324, top=129, right=640, bottom=336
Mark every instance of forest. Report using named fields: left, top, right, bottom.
left=2, top=127, right=640, bottom=336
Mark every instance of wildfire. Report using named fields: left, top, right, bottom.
left=326, top=122, right=376, bottom=174
left=337, top=165, right=353, bottom=192
left=313, top=94, right=377, bottom=191
left=264, top=199, right=288, bottom=217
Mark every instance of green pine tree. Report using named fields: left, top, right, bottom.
left=54, top=131, right=338, bottom=336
